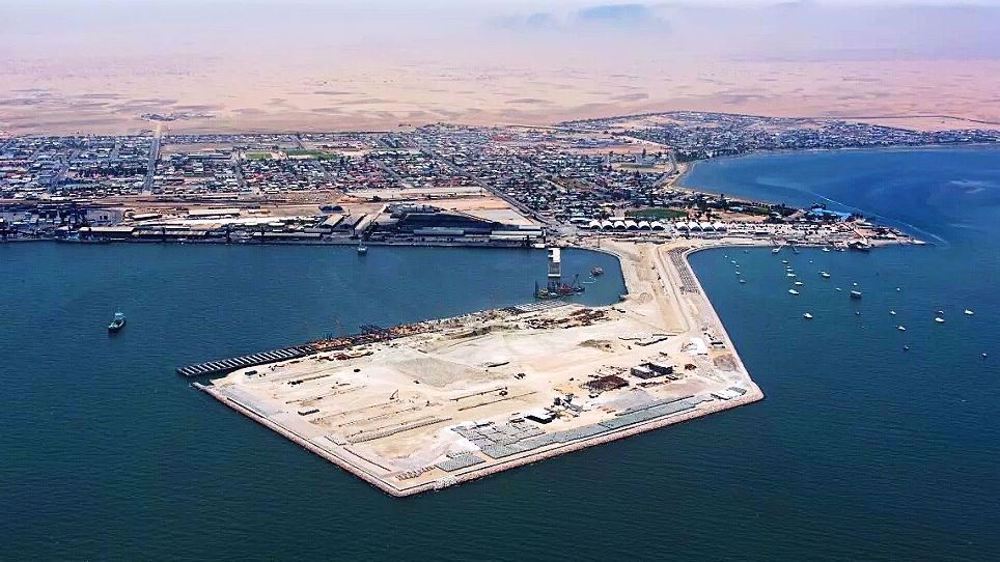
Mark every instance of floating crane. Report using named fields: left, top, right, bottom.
left=535, top=248, right=586, bottom=299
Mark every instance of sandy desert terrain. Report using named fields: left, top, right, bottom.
left=3, top=56, right=999, bottom=135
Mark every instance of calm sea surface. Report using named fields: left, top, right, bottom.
left=2, top=146, right=999, bottom=560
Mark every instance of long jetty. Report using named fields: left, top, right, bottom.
left=175, top=321, right=434, bottom=378
left=176, top=345, right=316, bottom=378
left=175, top=303, right=567, bottom=379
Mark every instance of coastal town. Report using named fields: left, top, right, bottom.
left=8, top=0, right=1000, bottom=556
left=4, top=111, right=987, bottom=247
left=3, top=111, right=988, bottom=495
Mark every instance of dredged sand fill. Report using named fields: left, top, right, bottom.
left=199, top=240, right=764, bottom=496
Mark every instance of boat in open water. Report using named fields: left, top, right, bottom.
left=107, top=311, right=126, bottom=333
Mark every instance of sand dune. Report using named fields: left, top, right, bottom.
left=2, top=55, right=998, bottom=135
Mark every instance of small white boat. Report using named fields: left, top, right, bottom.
left=822, top=247, right=831, bottom=253
left=772, top=248, right=781, bottom=254
left=835, top=287, right=842, bottom=292
left=787, top=273, right=797, bottom=278
left=803, top=313, right=813, bottom=320
left=107, top=311, right=127, bottom=333
left=794, top=281, right=804, bottom=286
left=965, top=309, right=975, bottom=316
left=820, top=272, right=831, bottom=279
left=788, top=289, right=800, bottom=295
left=739, top=279, right=746, bottom=284
left=937, top=310, right=945, bottom=315
left=897, top=325, right=906, bottom=331
left=781, top=260, right=789, bottom=264
left=890, top=310, right=897, bottom=315
left=935, top=317, right=945, bottom=324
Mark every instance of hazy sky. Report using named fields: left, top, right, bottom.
left=3, top=1, right=999, bottom=61
left=2, top=1, right=999, bottom=134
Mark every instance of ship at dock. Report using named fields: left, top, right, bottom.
left=849, top=239, right=872, bottom=252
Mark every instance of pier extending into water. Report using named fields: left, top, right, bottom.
left=176, top=301, right=572, bottom=378
left=176, top=345, right=315, bottom=377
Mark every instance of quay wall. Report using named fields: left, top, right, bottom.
left=198, top=381, right=763, bottom=498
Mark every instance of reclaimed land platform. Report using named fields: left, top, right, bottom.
left=181, top=241, right=771, bottom=496
left=176, top=302, right=570, bottom=378
left=176, top=345, right=316, bottom=378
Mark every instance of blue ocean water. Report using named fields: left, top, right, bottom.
left=682, top=146, right=1000, bottom=248
left=1, top=146, right=998, bottom=560
left=683, top=146, right=1000, bottom=558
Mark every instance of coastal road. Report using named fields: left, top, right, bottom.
left=232, top=152, right=251, bottom=193
left=142, top=124, right=163, bottom=194
left=49, top=147, right=79, bottom=192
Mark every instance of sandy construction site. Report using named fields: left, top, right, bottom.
left=198, top=241, right=763, bottom=496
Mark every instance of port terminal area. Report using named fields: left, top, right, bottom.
left=192, top=240, right=763, bottom=496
